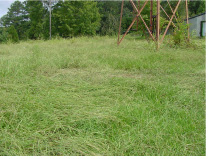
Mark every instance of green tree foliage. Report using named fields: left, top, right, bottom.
left=25, top=0, right=46, bottom=39
left=0, top=15, right=7, bottom=27
left=188, top=0, right=206, bottom=16
left=160, top=0, right=206, bottom=19
left=0, top=27, right=9, bottom=43
left=8, top=25, right=19, bottom=43
left=52, top=1, right=100, bottom=38
left=97, top=1, right=121, bottom=35
left=0, top=0, right=29, bottom=40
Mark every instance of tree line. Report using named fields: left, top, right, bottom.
left=0, top=0, right=206, bottom=43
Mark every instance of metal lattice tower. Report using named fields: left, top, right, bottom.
left=117, top=0, right=190, bottom=49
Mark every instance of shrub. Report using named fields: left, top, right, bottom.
left=172, top=21, right=189, bottom=46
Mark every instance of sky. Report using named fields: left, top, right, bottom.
left=0, top=0, right=25, bottom=18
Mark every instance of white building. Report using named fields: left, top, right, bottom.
left=189, top=12, right=206, bottom=37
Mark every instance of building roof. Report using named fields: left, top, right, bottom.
left=188, top=12, right=206, bottom=20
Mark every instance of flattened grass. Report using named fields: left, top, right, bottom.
left=0, top=37, right=205, bottom=155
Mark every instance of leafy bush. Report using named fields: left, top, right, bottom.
left=164, top=20, right=200, bottom=49
left=172, top=20, right=189, bottom=46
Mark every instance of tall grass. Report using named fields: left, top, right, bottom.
left=0, top=36, right=205, bottom=155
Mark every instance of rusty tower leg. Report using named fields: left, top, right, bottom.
left=118, top=0, right=124, bottom=45
left=186, top=0, right=190, bottom=42
left=150, top=0, right=153, bottom=37
left=156, top=0, right=160, bottom=49
left=136, top=0, right=140, bottom=31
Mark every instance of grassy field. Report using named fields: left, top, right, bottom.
left=0, top=36, right=205, bottom=155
